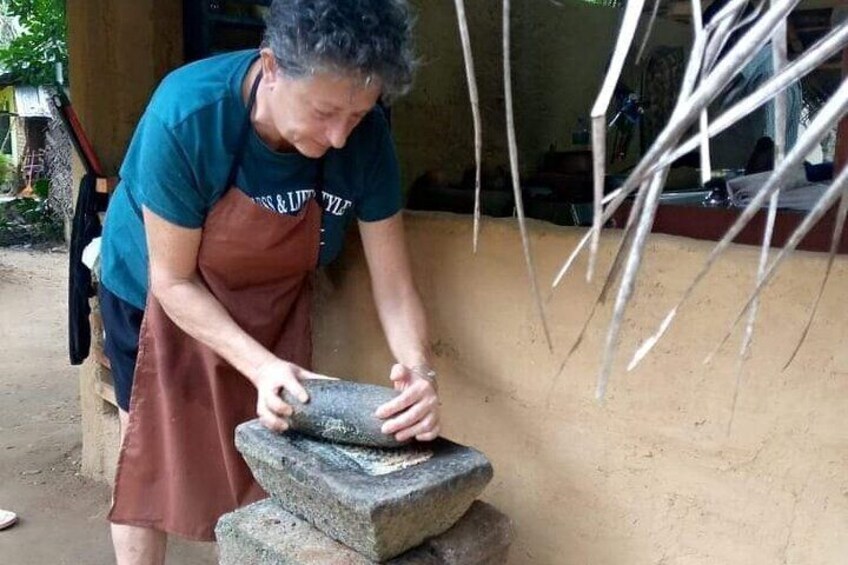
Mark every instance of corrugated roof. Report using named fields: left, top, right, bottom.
left=14, top=86, right=52, bottom=118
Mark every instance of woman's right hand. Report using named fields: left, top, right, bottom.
left=253, top=359, right=334, bottom=432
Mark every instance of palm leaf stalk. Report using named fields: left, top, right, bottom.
left=453, top=0, right=484, bottom=253
left=553, top=0, right=801, bottom=298
left=724, top=10, right=789, bottom=434
left=707, top=158, right=848, bottom=359
left=588, top=0, right=647, bottom=283
left=503, top=0, right=553, bottom=350
left=629, top=73, right=848, bottom=372
left=552, top=18, right=848, bottom=295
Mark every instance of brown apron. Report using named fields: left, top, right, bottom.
left=109, top=74, right=323, bottom=541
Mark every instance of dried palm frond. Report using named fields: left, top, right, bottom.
left=453, top=0, right=483, bottom=253
left=725, top=9, right=790, bottom=434
left=631, top=73, right=848, bottom=373
left=452, top=0, right=845, bottom=398
left=503, top=0, right=553, bottom=350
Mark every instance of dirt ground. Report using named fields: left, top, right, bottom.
left=0, top=248, right=216, bottom=564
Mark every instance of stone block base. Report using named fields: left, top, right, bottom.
left=236, top=421, right=493, bottom=561
left=217, top=499, right=512, bottom=564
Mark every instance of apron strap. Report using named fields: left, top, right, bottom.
left=226, top=70, right=263, bottom=190
left=226, top=68, right=328, bottom=207
left=314, top=155, right=326, bottom=209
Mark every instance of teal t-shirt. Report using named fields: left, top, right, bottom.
left=101, top=50, right=402, bottom=310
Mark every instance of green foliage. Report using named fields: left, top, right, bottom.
left=32, top=177, right=48, bottom=198
left=0, top=195, right=64, bottom=246
left=0, top=152, right=15, bottom=184
left=0, top=0, right=67, bottom=86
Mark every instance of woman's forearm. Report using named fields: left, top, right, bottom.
left=151, top=276, right=276, bottom=387
left=373, top=283, right=431, bottom=369
left=359, top=214, right=433, bottom=372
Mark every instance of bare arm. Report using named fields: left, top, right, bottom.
left=359, top=213, right=440, bottom=441
left=358, top=213, right=430, bottom=367
left=143, top=206, right=314, bottom=431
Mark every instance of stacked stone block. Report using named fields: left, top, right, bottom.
left=216, top=381, right=512, bottom=564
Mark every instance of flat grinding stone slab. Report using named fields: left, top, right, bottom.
left=216, top=498, right=513, bottom=565
left=283, top=380, right=408, bottom=448
left=236, top=421, right=494, bottom=561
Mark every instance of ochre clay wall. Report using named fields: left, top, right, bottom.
left=313, top=213, right=848, bottom=565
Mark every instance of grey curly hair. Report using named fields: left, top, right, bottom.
left=263, top=0, right=417, bottom=102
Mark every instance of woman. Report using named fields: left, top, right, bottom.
left=98, top=1, right=439, bottom=563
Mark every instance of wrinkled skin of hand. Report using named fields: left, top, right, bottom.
left=375, top=363, right=440, bottom=442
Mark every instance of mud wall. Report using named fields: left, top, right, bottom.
left=313, top=213, right=848, bottom=565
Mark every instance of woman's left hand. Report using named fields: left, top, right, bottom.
left=375, top=363, right=440, bottom=442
